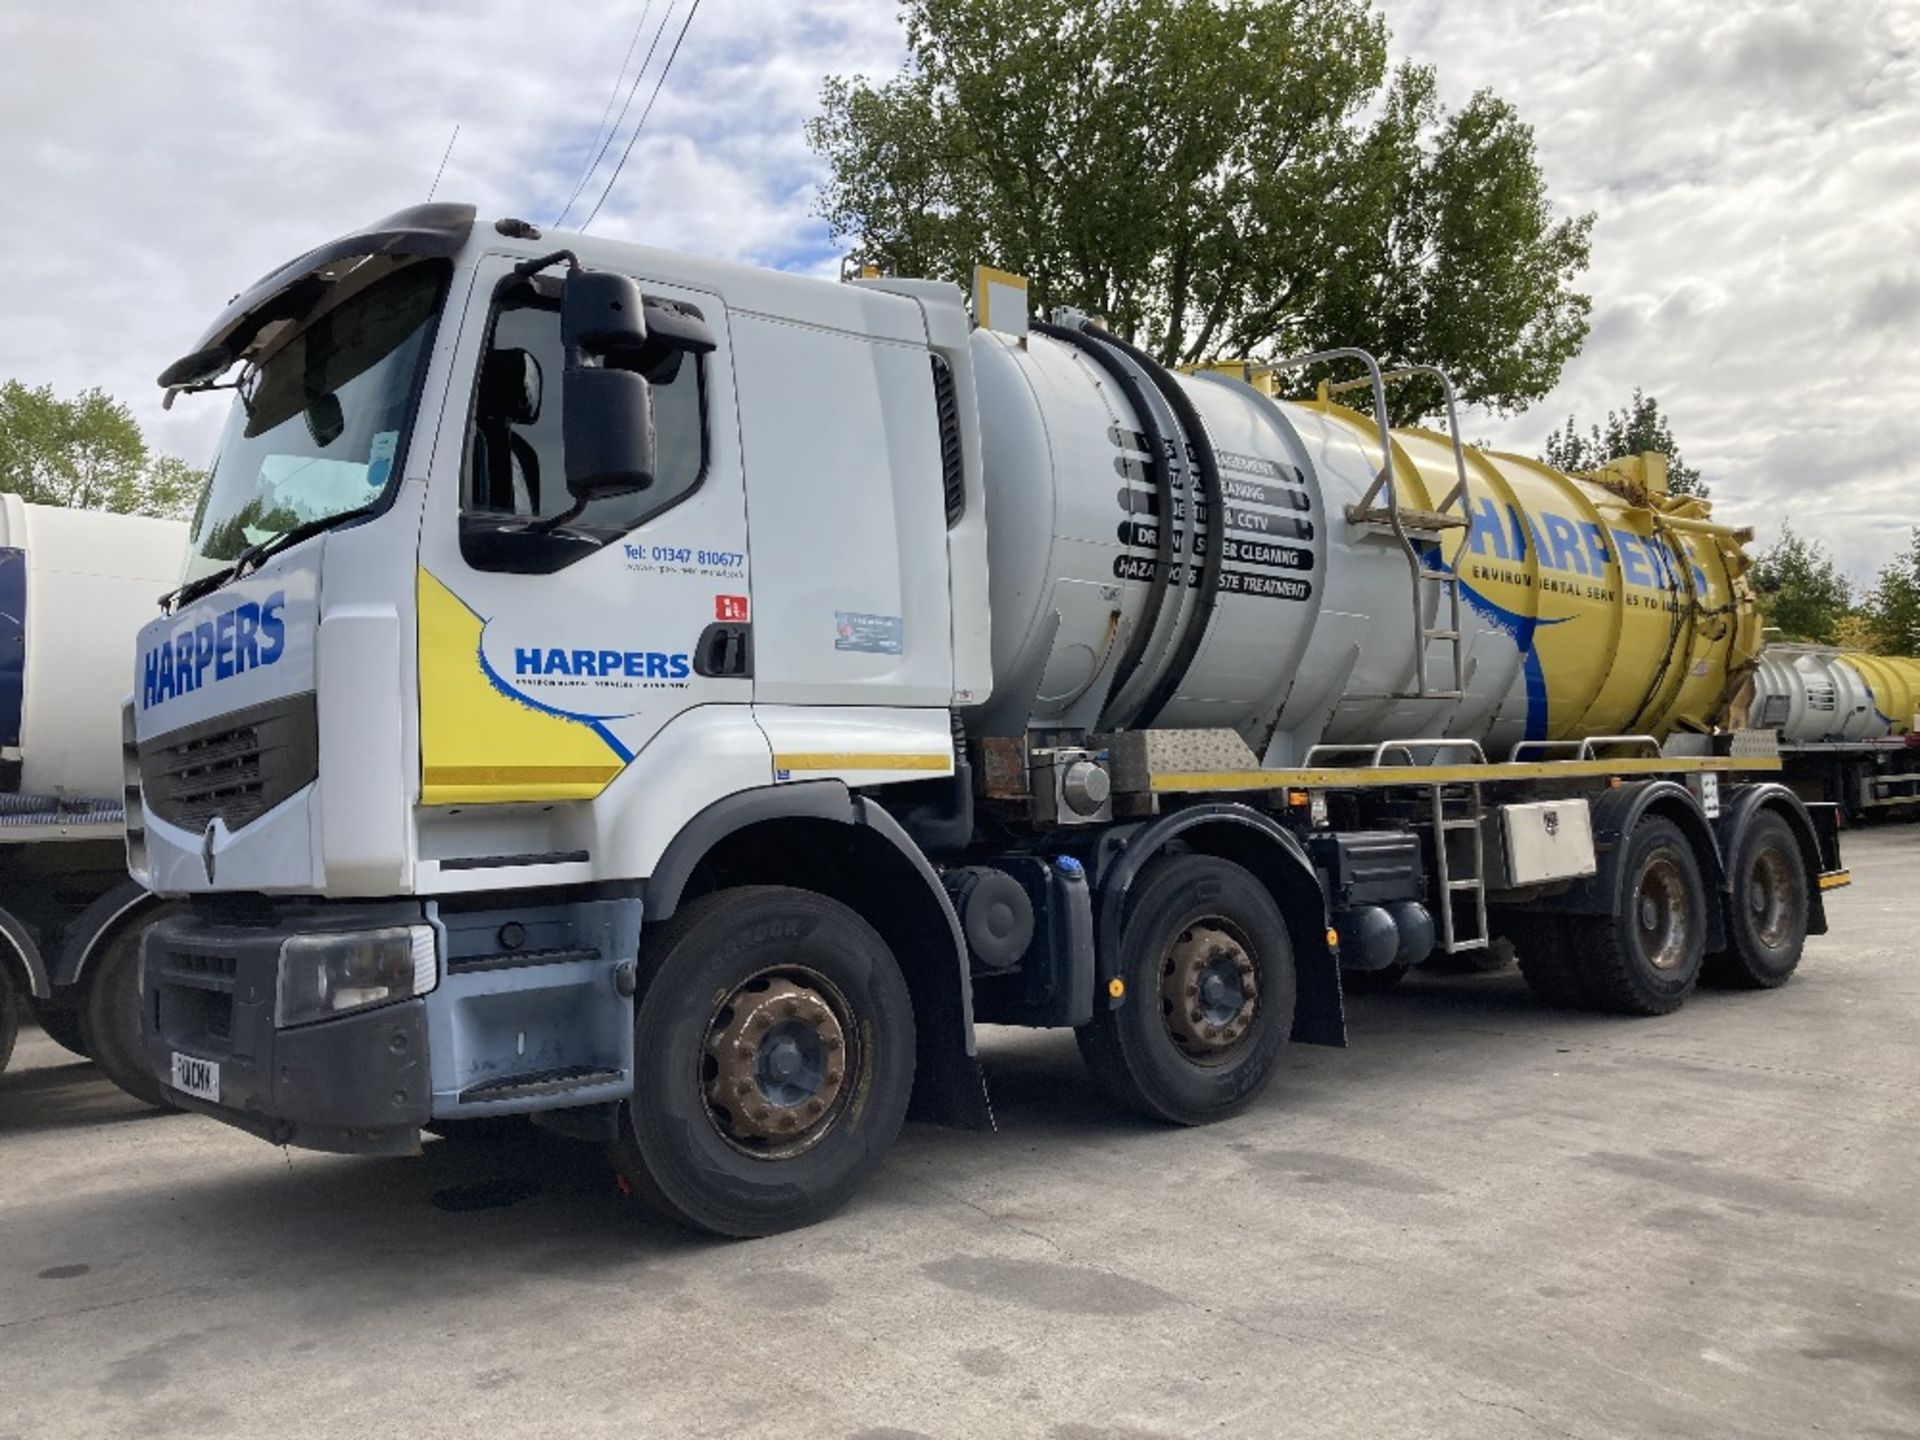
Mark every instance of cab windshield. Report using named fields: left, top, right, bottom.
left=183, top=261, right=446, bottom=582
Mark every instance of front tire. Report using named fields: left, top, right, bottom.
left=29, top=998, right=90, bottom=1058
left=1076, top=853, right=1295, bottom=1125
left=1704, top=811, right=1808, bottom=989
left=0, top=962, right=18, bottom=1076
left=1571, top=816, right=1707, bottom=1016
left=81, top=921, right=178, bottom=1110
left=608, top=887, right=916, bottom=1237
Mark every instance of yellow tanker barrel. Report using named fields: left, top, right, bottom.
left=1296, top=391, right=1761, bottom=744
left=1846, top=652, right=1920, bottom=734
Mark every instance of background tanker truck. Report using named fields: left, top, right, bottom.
left=1752, top=644, right=1920, bottom=819
left=132, top=206, right=1847, bottom=1235
left=0, top=495, right=187, bottom=1102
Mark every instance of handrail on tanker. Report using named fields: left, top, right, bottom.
left=1252, top=348, right=1450, bottom=698
left=1303, top=739, right=1490, bottom=769
left=1508, top=735, right=1664, bottom=763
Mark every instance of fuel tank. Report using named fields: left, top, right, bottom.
left=965, top=326, right=1760, bottom=763
left=1753, top=646, right=1920, bottom=742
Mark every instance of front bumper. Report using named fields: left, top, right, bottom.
left=143, top=894, right=643, bottom=1155
left=143, top=903, right=433, bottom=1155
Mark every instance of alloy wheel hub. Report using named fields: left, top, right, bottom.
left=1161, top=923, right=1258, bottom=1057
left=704, top=977, right=847, bottom=1147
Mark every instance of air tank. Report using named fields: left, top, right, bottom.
left=1753, top=646, right=1920, bottom=742
left=965, top=324, right=1760, bottom=763
left=0, top=496, right=188, bottom=798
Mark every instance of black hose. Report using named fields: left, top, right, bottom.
left=1032, top=319, right=1178, bottom=723
left=1084, top=325, right=1226, bottom=728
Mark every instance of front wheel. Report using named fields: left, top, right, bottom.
left=0, top=961, right=18, bottom=1076
left=29, top=998, right=90, bottom=1058
left=1076, top=853, right=1296, bottom=1125
left=81, top=920, right=179, bottom=1111
left=608, top=887, right=916, bottom=1237
left=1704, top=811, right=1808, bottom=989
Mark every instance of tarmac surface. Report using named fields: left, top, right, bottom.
left=2, top=825, right=1915, bottom=1439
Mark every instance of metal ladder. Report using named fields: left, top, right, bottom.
left=1300, top=739, right=1490, bottom=953
left=1251, top=349, right=1474, bottom=702
left=1430, top=779, right=1489, bottom=953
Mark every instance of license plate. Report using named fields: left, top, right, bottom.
left=171, top=1051, right=220, bottom=1103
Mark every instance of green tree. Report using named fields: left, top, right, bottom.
left=1750, top=523, right=1852, bottom=644
left=1865, top=528, right=1920, bottom=655
left=1542, top=389, right=1706, bottom=497
left=0, top=380, right=203, bottom=520
left=808, top=0, right=1593, bottom=425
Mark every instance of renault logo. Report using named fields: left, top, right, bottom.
left=1543, top=809, right=1560, bottom=837
left=202, top=821, right=218, bottom=884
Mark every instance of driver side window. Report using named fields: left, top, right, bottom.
left=462, top=278, right=708, bottom=568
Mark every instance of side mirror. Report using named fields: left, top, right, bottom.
left=558, top=267, right=656, bottom=505
left=564, top=367, right=655, bottom=501
left=563, top=269, right=648, bottom=356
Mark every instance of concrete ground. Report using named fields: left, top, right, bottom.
left=2, top=827, right=1915, bottom=1440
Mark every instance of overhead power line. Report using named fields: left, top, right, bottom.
left=552, top=3, right=657, bottom=229
left=581, top=0, right=704, bottom=233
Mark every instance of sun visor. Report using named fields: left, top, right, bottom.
left=156, top=202, right=476, bottom=388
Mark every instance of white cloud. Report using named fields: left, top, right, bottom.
left=1384, top=0, right=1920, bottom=588
left=2, top=0, right=1913, bottom=588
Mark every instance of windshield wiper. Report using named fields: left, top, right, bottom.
left=161, top=510, right=363, bottom=613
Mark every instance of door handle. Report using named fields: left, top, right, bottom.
left=694, top=623, right=752, bottom=678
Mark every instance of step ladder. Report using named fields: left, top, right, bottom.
left=1429, top=780, right=1489, bottom=953
left=1250, top=349, right=1474, bottom=702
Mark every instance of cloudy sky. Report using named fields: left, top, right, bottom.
left=2, top=0, right=1913, bottom=584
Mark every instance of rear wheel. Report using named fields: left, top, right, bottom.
left=1704, top=811, right=1808, bottom=989
left=608, top=887, right=916, bottom=1237
left=81, top=921, right=177, bottom=1110
left=1508, top=912, right=1588, bottom=1009
left=1076, top=853, right=1295, bottom=1125
left=1571, top=816, right=1706, bottom=1016
left=29, top=998, right=90, bottom=1058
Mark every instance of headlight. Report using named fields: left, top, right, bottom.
left=275, top=925, right=437, bottom=1028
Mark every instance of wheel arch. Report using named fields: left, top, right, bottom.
left=644, top=782, right=989, bottom=1130
left=1093, top=803, right=1345, bottom=1048
left=0, top=901, right=50, bottom=1001
left=1578, top=780, right=1728, bottom=954
left=51, top=880, right=164, bottom=991
left=1716, top=783, right=1829, bottom=937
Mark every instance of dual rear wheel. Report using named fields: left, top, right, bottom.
left=1511, top=810, right=1808, bottom=1015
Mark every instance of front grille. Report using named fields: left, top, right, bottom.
left=139, top=692, right=319, bottom=834
left=170, top=949, right=240, bottom=980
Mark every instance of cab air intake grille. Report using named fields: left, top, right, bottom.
left=931, top=355, right=965, bottom=526
left=139, top=692, right=319, bottom=835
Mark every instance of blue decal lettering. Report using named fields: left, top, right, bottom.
left=571, top=649, right=596, bottom=676
left=193, top=622, right=215, bottom=684
left=235, top=603, right=260, bottom=671
left=623, top=652, right=644, bottom=677
left=214, top=611, right=236, bottom=680
left=142, top=648, right=160, bottom=709
left=259, top=594, right=287, bottom=664
left=644, top=653, right=668, bottom=678
left=514, top=647, right=542, bottom=674
left=668, top=653, right=690, bottom=680
left=598, top=649, right=623, bottom=677
left=543, top=648, right=568, bottom=675
left=1581, top=522, right=1611, bottom=575
left=1541, top=513, right=1587, bottom=576
left=1467, top=497, right=1510, bottom=561
left=174, top=633, right=195, bottom=693
left=1613, top=530, right=1653, bottom=588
